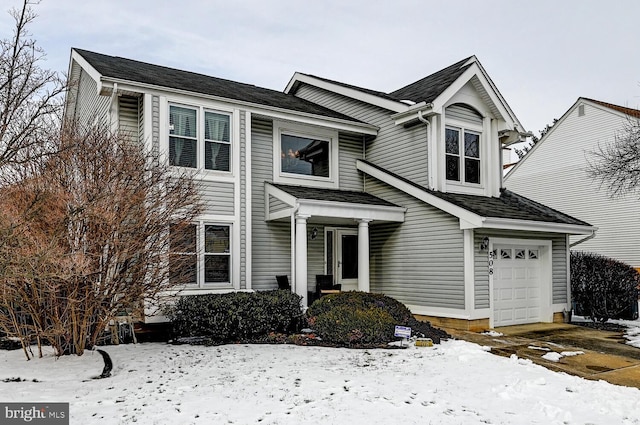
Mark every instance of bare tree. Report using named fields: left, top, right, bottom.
left=0, top=0, right=65, bottom=171
left=0, top=121, right=203, bottom=358
left=587, top=117, right=640, bottom=197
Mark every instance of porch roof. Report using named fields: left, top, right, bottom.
left=265, top=183, right=406, bottom=223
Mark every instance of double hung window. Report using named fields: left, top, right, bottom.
left=445, top=127, right=481, bottom=184
left=169, top=105, right=231, bottom=172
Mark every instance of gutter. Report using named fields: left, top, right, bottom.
left=569, top=230, right=597, bottom=248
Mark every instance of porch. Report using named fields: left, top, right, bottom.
left=265, top=183, right=406, bottom=306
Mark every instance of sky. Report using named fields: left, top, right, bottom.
left=2, top=0, right=639, bottom=141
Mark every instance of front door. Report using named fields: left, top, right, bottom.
left=326, top=228, right=358, bottom=291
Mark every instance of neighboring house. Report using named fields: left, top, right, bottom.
left=506, top=98, right=640, bottom=270
left=65, top=50, right=593, bottom=330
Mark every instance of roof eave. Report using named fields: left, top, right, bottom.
left=99, top=77, right=379, bottom=136
left=480, top=217, right=596, bottom=235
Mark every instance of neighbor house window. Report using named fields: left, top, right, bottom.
left=445, top=127, right=480, bottom=184
left=281, top=134, right=330, bottom=178
left=169, top=222, right=232, bottom=287
left=169, top=104, right=231, bottom=172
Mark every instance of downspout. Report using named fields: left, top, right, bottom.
left=417, top=110, right=432, bottom=188
left=569, top=230, right=597, bottom=248
left=108, top=82, right=118, bottom=131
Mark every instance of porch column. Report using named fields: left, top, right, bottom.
left=295, top=214, right=310, bottom=306
left=357, top=219, right=371, bottom=292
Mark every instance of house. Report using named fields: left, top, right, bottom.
left=65, top=50, right=594, bottom=330
left=506, top=98, right=640, bottom=270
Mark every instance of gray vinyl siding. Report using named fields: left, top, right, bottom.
left=367, top=178, right=465, bottom=309
left=251, top=117, right=291, bottom=289
left=307, top=227, right=326, bottom=287
left=118, top=95, right=140, bottom=145
left=294, top=84, right=429, bottom=188
left=473, top=230, right=568, bottom=307
left=197, top=182, right=235, bottom=215
left=505, top=102, right=639, bottom=268
left=239, top=111, right=247, bottom=288
left=74, top=69, right=110, bottom=126
left=446, top=104, right=483, bottom=125
left=269, top=195, right=290, bottom=213
left=338, top=133, right=365, bottom=191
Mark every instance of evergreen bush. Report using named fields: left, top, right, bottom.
left=571, top=251, right=639, bottom=322
left=168, top=290, right=303, bottom=342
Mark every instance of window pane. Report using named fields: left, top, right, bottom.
left=326, top=230, right=333, bottom=275
left=205, top=255, right=230, bottom=283
left=205, top=112, right=230, bottom=142
left=445, top=129, right=459, bottom=154
left=465, top=158, right=480, bottom=184
left=341, top=234, right=358, bottom=279
left=169, top=224, right=197, bottom=285
left=446, top=154, right=460, bottom=181
left=205, top=225, right=230, bottom=253
left=205, top=141, right=230, bottom=171
left=170, top=106, right=197, bottom=138
left=464, top=132, right=479, bottom=158
left=169, top=137, right=197, bottom=168
left=281, top=134, right=330, bottom=178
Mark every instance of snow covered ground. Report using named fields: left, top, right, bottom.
left=1, top=339, right=640, bottom=424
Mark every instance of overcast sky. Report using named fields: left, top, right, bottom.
left=4, top=0, right=639, bottom=141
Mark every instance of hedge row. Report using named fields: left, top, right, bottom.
left=168, top=290, right=303, bottom=343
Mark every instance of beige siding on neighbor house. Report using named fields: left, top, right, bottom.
left=295, top=84, right=429, bottom=188
left=505, top=102, right=640, bottom=268
left=367, top=178, right=465, bottom=310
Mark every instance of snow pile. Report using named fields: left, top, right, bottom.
left=541, top=351, right=584, bottom=362
left=481, top=330, right=503, bottom=337
left=1, top=340, right=639, bottom=424
left=611, top=318, right=640, bottom=348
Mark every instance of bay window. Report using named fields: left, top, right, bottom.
left=169, top=104, right=231, bottom=172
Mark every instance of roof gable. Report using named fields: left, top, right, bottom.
left=583, top=98, right=640, bottom=119
left=72, top=48, right=361, bottom=123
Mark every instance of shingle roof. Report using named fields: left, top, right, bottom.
left=388, top=57, right=473, bottom=104
left=74, top=49, right=361, bottom=123
left=584, top=98, right=640, bottom=119
left=296, top=73, right=402, bottom=103
left=270, top=183, right=399, bottom=208
left=359, top=160, right=591, bottom=226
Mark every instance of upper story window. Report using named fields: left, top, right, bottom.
left=273, top=121, right=339, bottom=189
left=445, top=127, right=480, bottom=184
left=444, top=103, right=483, bottom=187
left=169, top=105, right=231, bottom=172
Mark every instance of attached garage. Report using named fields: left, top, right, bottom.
left=492, top=241, right=552, bottom=327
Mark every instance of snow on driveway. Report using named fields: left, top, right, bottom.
left=1, top=340, right=639, bottom=424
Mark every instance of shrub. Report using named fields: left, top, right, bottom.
left=307, top=291, right=449, bottom=345
left=571, top=251, right=640, bottom=322
left=168, top=290, right=303, bottom=342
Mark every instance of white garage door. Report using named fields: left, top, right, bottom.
left=493, top=245, right=543, bottom=327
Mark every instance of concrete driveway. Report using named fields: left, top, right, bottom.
left=444, top=323, right=640, bottom=388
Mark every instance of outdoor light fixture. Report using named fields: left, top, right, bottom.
left=310, top=227, right=318, bottom=240
left=479, top=236, right=489, bottom=251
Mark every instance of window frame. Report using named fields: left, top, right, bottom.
left=444, top=123, right=483, bottom=188
left=168, top=103, right=233, bottom=174
left=170, top=221, right=233, bottom=289
left=273, top=121, right=339, bottom=189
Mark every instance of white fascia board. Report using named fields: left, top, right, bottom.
left=71, top=49, right=104, bottom=95
left=356, top=160, right=484, bottom=227
left=284, top=72, right=408, bottom=113
left=296, top=199, right=405, bottom=222
left=99, top=77, right=379, bottom=136
left=481, top=217, right=596, bottom=235
left=433, top=63, right=518, bottom=131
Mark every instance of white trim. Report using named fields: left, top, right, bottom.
left=272, top=120, right=340, bottom=189
left=143, top=93, right=153, bottom=156
left=566, top=234, right=571, bottom=310
left=480, top=218, right=595, bottom=235
left=284, top=72, right=407, bottom=113
left=405, top=304, right=489, bottom=320
left=245, top=111, right=253, bottom=290
left=71, top=49, right=104, bottom=95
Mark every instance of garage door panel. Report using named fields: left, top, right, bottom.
left=493, top=243, right=546, bottom=327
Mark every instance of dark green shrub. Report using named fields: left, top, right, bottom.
left=312, top=305, right=396, bottom=345
left=168, top=290, right=303, bottom=342
left=307, top=291, right=449, bottom=345
left=571, top=251, right=640, bottom=322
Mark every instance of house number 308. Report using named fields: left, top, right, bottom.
left=488, top=251, right=494, bottom=276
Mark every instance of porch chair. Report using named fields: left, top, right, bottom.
left=276, top=275, right=291, bottom=290
left=316, top=274, right=340, bottom=297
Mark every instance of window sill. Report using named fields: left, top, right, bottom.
left=275, top=173, right=338, bottom=189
